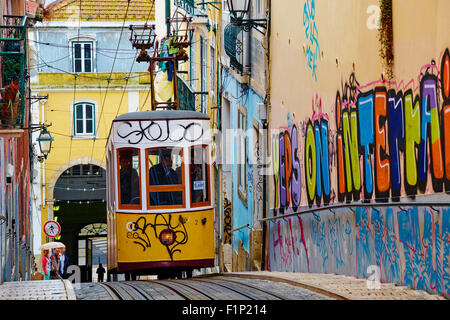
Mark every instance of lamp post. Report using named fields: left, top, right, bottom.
left=36, top=127, right=53, bottom=162
left=226, top=0, right=268, bottom=32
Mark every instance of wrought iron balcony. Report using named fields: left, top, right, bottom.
left=177, top=75, right=196, bottom=111
left=0, top=15, right=27, bottom=128
left=224, top=23, right=243, bottom=73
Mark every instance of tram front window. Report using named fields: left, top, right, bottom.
left=118, top=149, right=140, bottom=206
left=147, top=148, right=183, bottom=207
left=190, top=145, right=210, bottom=206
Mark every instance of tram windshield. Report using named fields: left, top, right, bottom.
left=147, top=147, right=184, bottom=208
left=190, top=145, right=210, bottom=206
left=118, top=149, right=141, bottom=206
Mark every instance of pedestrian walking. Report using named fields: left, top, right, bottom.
left=96, top=264, right=106, bottom=282
left=59, top=247, right=69, bottom=279
left=42, top=249, right=51, bottom=280
left=50, top=248, right=61, bottom=279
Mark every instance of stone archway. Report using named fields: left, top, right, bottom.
left=45, top=157, right=105, bottom=221
left=47, top=158, right=107, bottom=282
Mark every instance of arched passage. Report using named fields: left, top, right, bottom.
left=49, top=159, right=106, bottom=282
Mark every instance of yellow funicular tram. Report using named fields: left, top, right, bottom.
left=105, top=110, right=214, bottom=279
left=106, top=14, right=214, bottom=279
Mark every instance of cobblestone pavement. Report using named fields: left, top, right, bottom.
left=228, top=272, right=447, bottom=300
left=0, top=279, right=76, bottom=300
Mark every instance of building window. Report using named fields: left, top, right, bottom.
left=238, top=105, right=247, bottom=202
left=73, top=102, right=95, bottom=136
left=71, top=41, right=94, bottom=73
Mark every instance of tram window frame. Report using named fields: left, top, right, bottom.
left=145, top=147, right=186, bottom=210
left=189, top=145, right=211, bottom=208
left=117, top=148, right=142, bottom=210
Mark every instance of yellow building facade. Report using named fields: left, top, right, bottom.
left=29, top=0, right=155, bottom=277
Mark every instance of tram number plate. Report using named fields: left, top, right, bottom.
left=193, top=180, right=205, bottom=190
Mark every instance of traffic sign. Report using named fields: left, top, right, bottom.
left=43, top=220, right=61, bottom=238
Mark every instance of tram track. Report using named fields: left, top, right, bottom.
left=191, top=277, right=289, bottom=300
left=86, top=274, right=342, bottom=300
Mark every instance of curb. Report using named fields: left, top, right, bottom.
left=63, top=280, right=77, bottom=300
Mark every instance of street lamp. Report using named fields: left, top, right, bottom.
left=36, top=127, right=53, bottom=162
left=226, top=0, right=268, bottom=32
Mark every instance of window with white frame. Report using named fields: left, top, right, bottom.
left=73, top=102, right=95, bottom=136
left=71, top=41, right=94, bottom=73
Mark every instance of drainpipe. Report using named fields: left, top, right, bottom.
left=243, top=13, right=251, bottom=75
left=261, top=0, right=271, bottom=271
left=166, top=0, right=170, bottom=35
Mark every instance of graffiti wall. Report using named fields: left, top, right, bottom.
left=271, top=49, right=450, bottom=210
left=268, top=202, right=450, bottom=297
left=269, top=45, right=450, bottom=297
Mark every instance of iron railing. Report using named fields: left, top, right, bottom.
left=224, top=23, right=243, bottom=73
left=0, top=15, right=27, bottom=128
left=177, top=74, right=196, bottom=111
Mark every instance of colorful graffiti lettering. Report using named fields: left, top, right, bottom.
left=305, top=95, right=331, bottom=206
left=272, top=125, right=302, bottom=214
left=303, top=0, right=320, bottom=81
left=333, top=49, right=450, bottom=202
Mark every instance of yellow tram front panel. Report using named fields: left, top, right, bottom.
left=116, top=209, right=214, bottom=264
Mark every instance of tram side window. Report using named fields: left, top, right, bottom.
left=147, top=147, right=184, bottom=207
left=118, top=149, right=140, bottom=206
left=190, top=145, right=210, bottom=206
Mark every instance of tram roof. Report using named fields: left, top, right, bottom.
left=113, top=110, right=210, bottom=122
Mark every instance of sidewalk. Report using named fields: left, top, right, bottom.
left=0, top=279, right=76, bottom=300
left=226, top=272, right=447, bottom=300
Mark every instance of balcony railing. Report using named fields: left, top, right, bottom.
left=224, top=23, right=243, bottom=73
left=177, top=75, right=196, bottom=111
left=173, top=0, right=207, bottom=17
left=0, top=15, right=27, bottom=128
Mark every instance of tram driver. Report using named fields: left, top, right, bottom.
left=148, top=149, right=183, bottom=206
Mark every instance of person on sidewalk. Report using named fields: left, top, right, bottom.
left=42, top=249, right=51, bottom=280
left=59, top=247, right=69, bottom=279
left=96, top=264, right=106, bottom=282
left=50, top=248, right=61, bottom=279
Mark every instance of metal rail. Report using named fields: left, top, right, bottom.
left=259, top=201, right=450, bottom=223
left=194, top=277, right=287, bottom=300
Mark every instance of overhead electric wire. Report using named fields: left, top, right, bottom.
left=88, top=0, right=132, bottom=163
left=97, top=0, right=156, bottom=164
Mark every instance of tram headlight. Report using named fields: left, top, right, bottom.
left=159, top=229, right=176, bottom=246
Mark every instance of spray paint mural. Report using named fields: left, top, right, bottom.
left=269, top=48, right=450, bottom=298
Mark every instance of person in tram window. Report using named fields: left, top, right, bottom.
left=119, top=149, right=140, bottom=205
left=148, top=149, right=182, bottom=206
